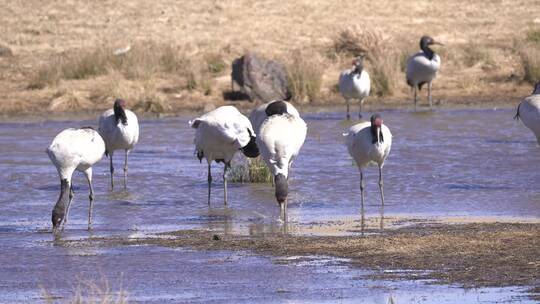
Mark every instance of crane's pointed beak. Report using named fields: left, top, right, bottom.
left=432, top=40, right=444, bottom=46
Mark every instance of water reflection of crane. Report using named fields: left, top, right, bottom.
left=359, top=204, right=385, bottom=236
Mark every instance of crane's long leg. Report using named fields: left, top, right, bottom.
left=123, top=150, right=129, bottom=189
left=358, top=98, right=363, bottom=119
left=84, top=168, right=94, bottom=230
left=223, top=162, right=230, bottom=205
left=109, top=152, right=114, bottom=190
left=287, top=159, right=293, bottom=181
left=346, top=99, right=351, bottom=120
left=378, top=165, right=385, bottom=206
left=360, top=170, right=365, bottom=235
left=428, top=82, right=433, bottom=109
left=207, top=163, right=212, bottom=205
left=61, top=181, right=74, bottom=231
left=414, top=86, right=418, bottom=111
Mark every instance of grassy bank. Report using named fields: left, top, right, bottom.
left=0, top=0, right=539, bottom=115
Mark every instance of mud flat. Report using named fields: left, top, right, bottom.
left=57, top=221, right=540, bottom=300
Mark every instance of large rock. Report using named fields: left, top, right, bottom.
left=231, top=53, right=291, bottom=102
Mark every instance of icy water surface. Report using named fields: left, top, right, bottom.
left=0, top=108, right=538, bottom=302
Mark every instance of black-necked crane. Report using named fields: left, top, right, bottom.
left=344, top=113, right=392, bottom=208
left=406, top=36, right=443, bottom=110
left=515, top=81, right=540, bottom=145
left=47, top=127, right=105, bottom=232
left=190, top=105, right=260, bottom=205
left=249, top=100, right=300, bottom=135
left=256, top=100, right=307, bottom=219
left=98, top=99, right=139, bottom=189
left=339, top=56, right=371, bottom=120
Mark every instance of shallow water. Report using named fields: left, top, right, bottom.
left=0, top=108, right=538, bottom=302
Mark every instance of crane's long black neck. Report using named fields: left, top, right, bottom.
left=265, top=100, right=288, bottom=116
left=114, top=103, right=128, bottom=125
left=421, top=43, right=435, bottom=60
left=274, top=173, right=288, bottom=204
left=371, top=125, right=384, bottom=144
left=241, top=129, right=260, bottom=158
left=352, top=64, right=363, bottom=75
left=52, top=179, right=70, bottom=228
left=533, top=82, right=540, bottom=95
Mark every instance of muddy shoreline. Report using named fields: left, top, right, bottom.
left=0, top=96, right=523, bottom=123
left=56, top=222, right=540, bottom=299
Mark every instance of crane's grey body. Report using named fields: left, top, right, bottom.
left=98, top=99, right=139, bottom=189
left=257, top=103, right=307, bottom=220
left=339, top=57, right=371, bottom=119
left=191, top=106, right=259, bottom=205
left=515, top=82, right=540, bottom=145
left=344, top=114, right=392, bottom=214
left=47, top=127, right=105, bottom=232
left=406, top=36, right=443, bottom=110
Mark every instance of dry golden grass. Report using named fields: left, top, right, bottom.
left=519, top=43, right=540, bottom=84
left=285, top=50, right=324, bottom=103
left=462, top=43, right=495, bottom=68
left=526, top=30, right=540, bottom=44
left=229, top=157, right=273, bottom=183
left=1, top=0, right=539, bottom=114
left=330, top=26, right=400, bottom=97
left=41, top=279, right=127, bottom=304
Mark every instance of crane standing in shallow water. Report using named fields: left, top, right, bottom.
left=98, top=99, right=139, bottom=190
left=47, top=127, right=105, bottom=232
left=344, top=113, right=392, bottom=209
left=190, top=106, right=260, bottom=205
left=256, top=101, right=307, bottom=220
left=339, top=56, right=371, bottom=120
left=515, top=81, right=540, bottom=146
left=406, top=36, right=443, bottom=110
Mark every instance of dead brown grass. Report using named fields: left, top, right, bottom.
left=1, top=0, right=539, bottom=114
left=285, top=50, right=324, bottom=103
left=60, top=223, right=540, bottom=291
left=161, top=223, right=539, bottom=288
left=331, top=26, right=385, bottom=57
left=331, top=27, right=401, bottom=97
left=229, top=157, right=273, bottom=183
left=519, top=43, right=540, bottom=84
left=41, top=278, right=127, bottom=304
